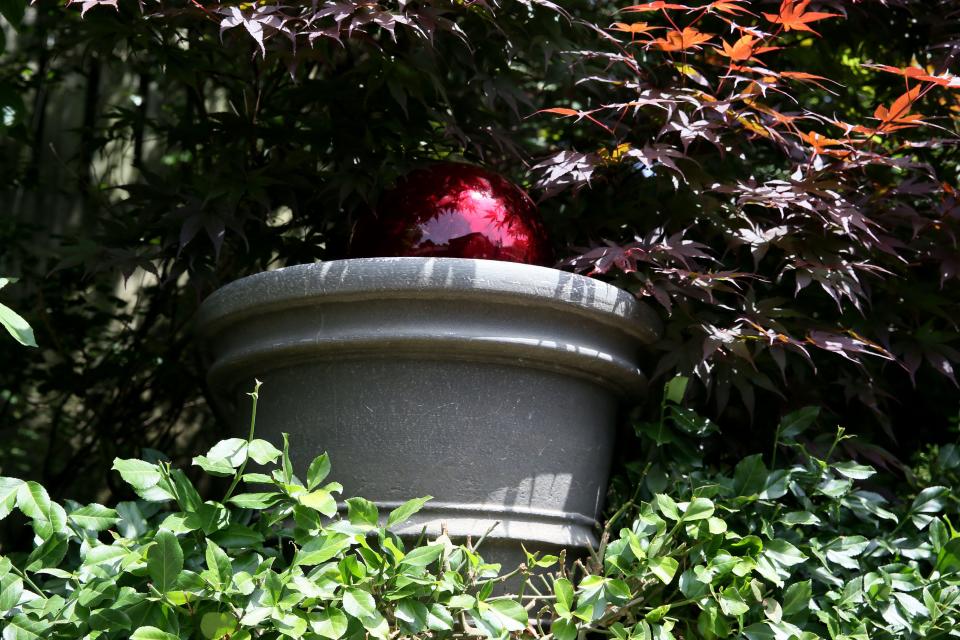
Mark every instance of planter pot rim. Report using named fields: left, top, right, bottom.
left=196, top=257, right=662, bottom=344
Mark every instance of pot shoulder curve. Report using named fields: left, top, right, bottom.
left=196, top=257, right=662, bottom=343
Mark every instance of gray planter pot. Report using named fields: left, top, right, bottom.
left=196, top=257, right=660, bottom=568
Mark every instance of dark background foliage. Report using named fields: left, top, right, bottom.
left=0, top=0, right=958, bottom=502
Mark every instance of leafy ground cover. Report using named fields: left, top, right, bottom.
left=2, top=382, right=960, bottom=639
left=1, top=1, right=959, bottom=498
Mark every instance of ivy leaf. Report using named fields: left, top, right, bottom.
left=147, top=531, right=183, bottom=592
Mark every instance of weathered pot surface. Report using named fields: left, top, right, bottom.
left=196, top=257, right=661, bottom=568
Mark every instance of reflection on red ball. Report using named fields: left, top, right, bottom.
left=350, top=162, right=552, bottom=266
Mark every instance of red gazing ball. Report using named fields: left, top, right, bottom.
left=350, top=162, right=552, bottom=266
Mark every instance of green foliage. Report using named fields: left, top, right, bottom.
left=0, top=279, right=35, bottom=348
left=1, top=0, right=958, bottom=497
left=0, top=390, right=526, bottom=640
left=3, top=381, right=960, bottom=639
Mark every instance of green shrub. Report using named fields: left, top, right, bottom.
left=2, top=382, right=959, bottom=640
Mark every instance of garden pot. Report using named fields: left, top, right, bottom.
left=196, top=257, right=661, bottom=571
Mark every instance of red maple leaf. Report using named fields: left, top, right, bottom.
left=621, top=1, right=691, bottom=11
left=874, top=86, right=925, bottom=133
left=762, top=0, right=840, bottom=35
left=719, top=34, right=779, bottom=61
left=650, top=27, right=713, bottom=52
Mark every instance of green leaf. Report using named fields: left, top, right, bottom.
left=147, top=531, right=183, bottom=592
left=682, top=497, right=715, bottom=522
left=205, top=540, right=232, bottom=589
left=69, top=504, right=119, bottom=531
left=554, top=577, right=575, bottom=616
left=0, top=477, right=23, bottom=520
left=778, top=407, right=819, bottom=441
left=763, top=539, right=807, bottom=568
left=718, top=586, right=750, bottom=616
left=88, top=609, right=132, bottom=632
left=833, top=461, right=876, bottom=480
left=1, top=615, right=47, bottom=640
left=910, top=486, right=949, bottom=529
left=0, top=575, right=23, bottom=615
left=206, top=438, right=248, bottom=466
left=0, top=302, right=36, bottom=347
left=478, top=599, right=528, bottom=633
left=552, top=618, right=577, bottom=640
left=210, top=523, right=263, bottom=548
left=936, top=538, right=960, bottom=574
left=200, top=612, right=237, bottom=640
left=297, top=532, right=352, bottom=566
left=130, top=627, right=179, bottom=640
left=300, top=489, right=337, bottom=516
left=281, top=433, right=294, bottom=484
left=396, top=600, right=429, bottom=632
left=343, top=588, right=377, bottom=619
left=664, top=376, right=689, bottom=404
left=25, top=533, right=68, bottom=570
left=734, top=454, right=768, bottom=497
left=648, top=556, right=679, bottom=585
left=387, top=496, right=432, bottom=528
left=782, top=580, right=811, bottom=617
left=400, top=544, right=444, bottom=568
left=780, top=511, right=821, bottom=526
left=655, top=494, right=680, bottom=520
left=112, top=459, right=162, bottom=492
left=307, top=453, right=331, bottom=490
left=346, top=497, right=379, bottom=528
left=426, top=604, right=454, bottom=631
left=227, top=492, right=282, bottom=509
left=247, top=439, right=282, bottom=465
left=193, top=456, right=236, bottom=477
left=309, top=608, right=348, bottom=639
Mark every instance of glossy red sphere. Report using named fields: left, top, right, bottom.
left=350, top=162, right=552, bottom=266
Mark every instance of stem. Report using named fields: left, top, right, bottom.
left=223, top=380, right=262, bottom=502
left=11, top=565, right=48, bottom=600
